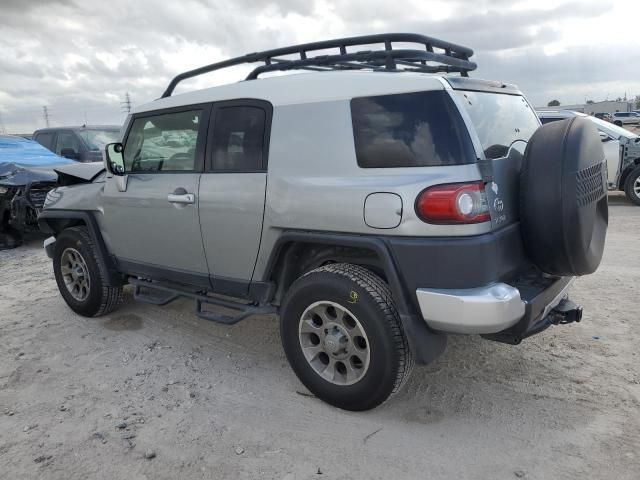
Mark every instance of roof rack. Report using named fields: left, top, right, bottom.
left=161, top=33, right=476, bottom=98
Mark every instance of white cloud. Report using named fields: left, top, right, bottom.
left=0, top=0, right=638, bottom=132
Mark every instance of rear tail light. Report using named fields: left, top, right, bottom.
left=415, top=182, right=490, bottom=224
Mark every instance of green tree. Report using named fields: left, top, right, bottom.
left=635, top=95, right=640, bottom=109
left=586, top=100, right=594, bottom=104
left=547, top=99, right=561, bottom=107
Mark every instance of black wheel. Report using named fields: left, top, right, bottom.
left=280, top=263, right=413, bottom=411
left=614, top=120, right=623, bottom=127
left=624, top=165, right=640, bottom=206
left=53, top=226, right=123, bottom=317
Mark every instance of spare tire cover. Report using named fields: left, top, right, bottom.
left=520, top=117, right=608, bottom=276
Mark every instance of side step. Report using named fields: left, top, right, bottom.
left=129, top=278, right=277, bottom=325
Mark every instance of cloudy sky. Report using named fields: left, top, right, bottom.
left=1, top=0, right=639, bottom=133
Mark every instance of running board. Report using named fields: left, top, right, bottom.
left=129, top=278, right=277, bottom=325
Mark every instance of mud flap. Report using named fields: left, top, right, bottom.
left=400, top=314, right=447, bottom=365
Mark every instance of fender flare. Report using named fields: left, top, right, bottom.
left=38, top=209, right=123, bottom=286
left=263, top=231, right=447, bottom=365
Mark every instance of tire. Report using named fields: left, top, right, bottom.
left=614, top=120, right=623, bottom=127
left=53, top=226, right=123, bottom=317
left=520, top=117, right=608, bottom=276
left=280, top=263, right=413, bottom=411
left=624, top=165, right=640, bottom=206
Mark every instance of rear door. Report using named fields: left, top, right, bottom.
left=198, top=100, right=271, bottom=296
left=451, top=88, right=541, bottom=229
left=102, top=105, right=212, bottom=286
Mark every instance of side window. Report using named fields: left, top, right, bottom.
left=55, top=132, right=81, bottom=155
left=351, top=90, right=476, bottom=168
left=211, top=106, right=266, bottom=171
left=124, top=110, right=202, bottom=172
left=35, top=132, right=55, bottom=151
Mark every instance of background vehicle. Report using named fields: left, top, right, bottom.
left=0, top=135, right=72, bottom=249
left=39, top=34, right=607, bottom=411
left=538, top=110, right=640, bottom=205
left=594, top=112, right=612, bottom=122
left=33, top=125, right=120, bottom=162
left=610, top=111, right=640, bottom=127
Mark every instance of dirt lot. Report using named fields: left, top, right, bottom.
left=1, top=193, right=639, bottom=480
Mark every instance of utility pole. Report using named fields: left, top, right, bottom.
left=42, top=106, right=51, bottom=128
left=120, top=92, right=132, bottom=114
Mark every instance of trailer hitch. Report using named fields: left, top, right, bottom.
left=549, top=298, right=583, bottom=325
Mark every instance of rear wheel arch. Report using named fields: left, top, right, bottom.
left=618, top=158, right=640, bottom=190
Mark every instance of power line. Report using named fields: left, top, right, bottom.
left=120, top=92, right=132, bottom=114
left=42, top=106, right=51, bottom=128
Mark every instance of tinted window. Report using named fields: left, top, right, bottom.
left=55, top=132, right=81, bottom=155
left=211, top=106, right=266, bottom=171
left=456, top=91, right=540, bottom=159
left=124, top=110, right=201, bottom=172
left=351, top=90, right=475, bottom=168
left=35, top=132, right=55, bottom=150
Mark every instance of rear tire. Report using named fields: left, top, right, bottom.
left=53, top=226, right=122, bottom=317
left=624, top=165, right=640, bottom=206
left=280, top=263, right=413, bottom=411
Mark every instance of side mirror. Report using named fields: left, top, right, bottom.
left=60, top=148, right=80, bottom=160
left=105, top=143, right=125, bottom=175
left=598, top=131, right=610, bottom=142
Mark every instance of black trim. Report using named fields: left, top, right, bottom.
left=116, top=258, right=212, bottom=290
left=444, top=77, right=522, bottom=95
left=37, top=209, right=122, bottom=286
left=161, top=33, right=476, bottom=97
left=205, top=99, right=273, bottom=173
left=121, top=103, right=213, bottom=174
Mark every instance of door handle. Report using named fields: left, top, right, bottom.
left=167, top=193, right=195, bottom=204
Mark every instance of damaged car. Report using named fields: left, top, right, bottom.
left=0, top=135, right=73, bottom=249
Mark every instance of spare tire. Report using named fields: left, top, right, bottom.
left=520, top=117, right=608, bottom=276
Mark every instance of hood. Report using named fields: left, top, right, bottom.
left=54, top=161, right=105, bottom=184
left=0, top=162, right=58, bottom=186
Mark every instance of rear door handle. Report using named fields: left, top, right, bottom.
left=167, top=193, right=195, bottom=204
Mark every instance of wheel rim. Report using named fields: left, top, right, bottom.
left=298, top=300, right=371, bottom=386
left=60, top=248, right=91, bottom=301
left=634, top=176, right=640, bottom=197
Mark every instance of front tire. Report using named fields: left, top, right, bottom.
left=53, top=226, right=123, bottom=317
left=624, top=165, right=640, bottom=206
left=280, top=263, right=413, bottom=411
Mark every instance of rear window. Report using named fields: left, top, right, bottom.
left=351, top=90, right=475, bottom=168
left=455, top=91, right=540, bottom=159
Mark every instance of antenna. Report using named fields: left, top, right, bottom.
left=120, top=92, right=132, bottom=114
left=42, top=106, right=51, bottom=128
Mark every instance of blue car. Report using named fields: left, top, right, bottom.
left=0, top=135, right=74, bottom=249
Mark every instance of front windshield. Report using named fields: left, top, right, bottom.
left=78, top=129, right=120, bottom=151
left=456, top=90, right=540, bottom=159
left=588, top=116, right=637, bottom=139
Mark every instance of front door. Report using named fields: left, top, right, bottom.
left=102, top=105, right=212, bottom=287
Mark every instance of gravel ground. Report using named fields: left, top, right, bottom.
left=1, top=193, right=639, bottom=480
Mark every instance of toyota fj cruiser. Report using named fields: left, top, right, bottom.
left=39, top=34, right=608, bottom=411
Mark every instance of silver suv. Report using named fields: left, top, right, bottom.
left=39, top=34, right=608, bottom=411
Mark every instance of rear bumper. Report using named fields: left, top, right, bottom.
left=416, top=276, right=575, bottom=338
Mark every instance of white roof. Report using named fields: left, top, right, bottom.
left=134, top=71, right=448, bottom=113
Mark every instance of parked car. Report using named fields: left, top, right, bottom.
left=39, top=34, right=607, bottom=411
left=594, top=112, right=612, bottom=122
left=33, top=125, right=120, bottom=162
left=610, top=112, right=640, bottom=127
left=0, top=135, right=73, bottom=249
left=538, top=110, right=640, bottom=205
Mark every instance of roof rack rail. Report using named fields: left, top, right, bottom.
left=161, top=33, right=476, bottom=98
